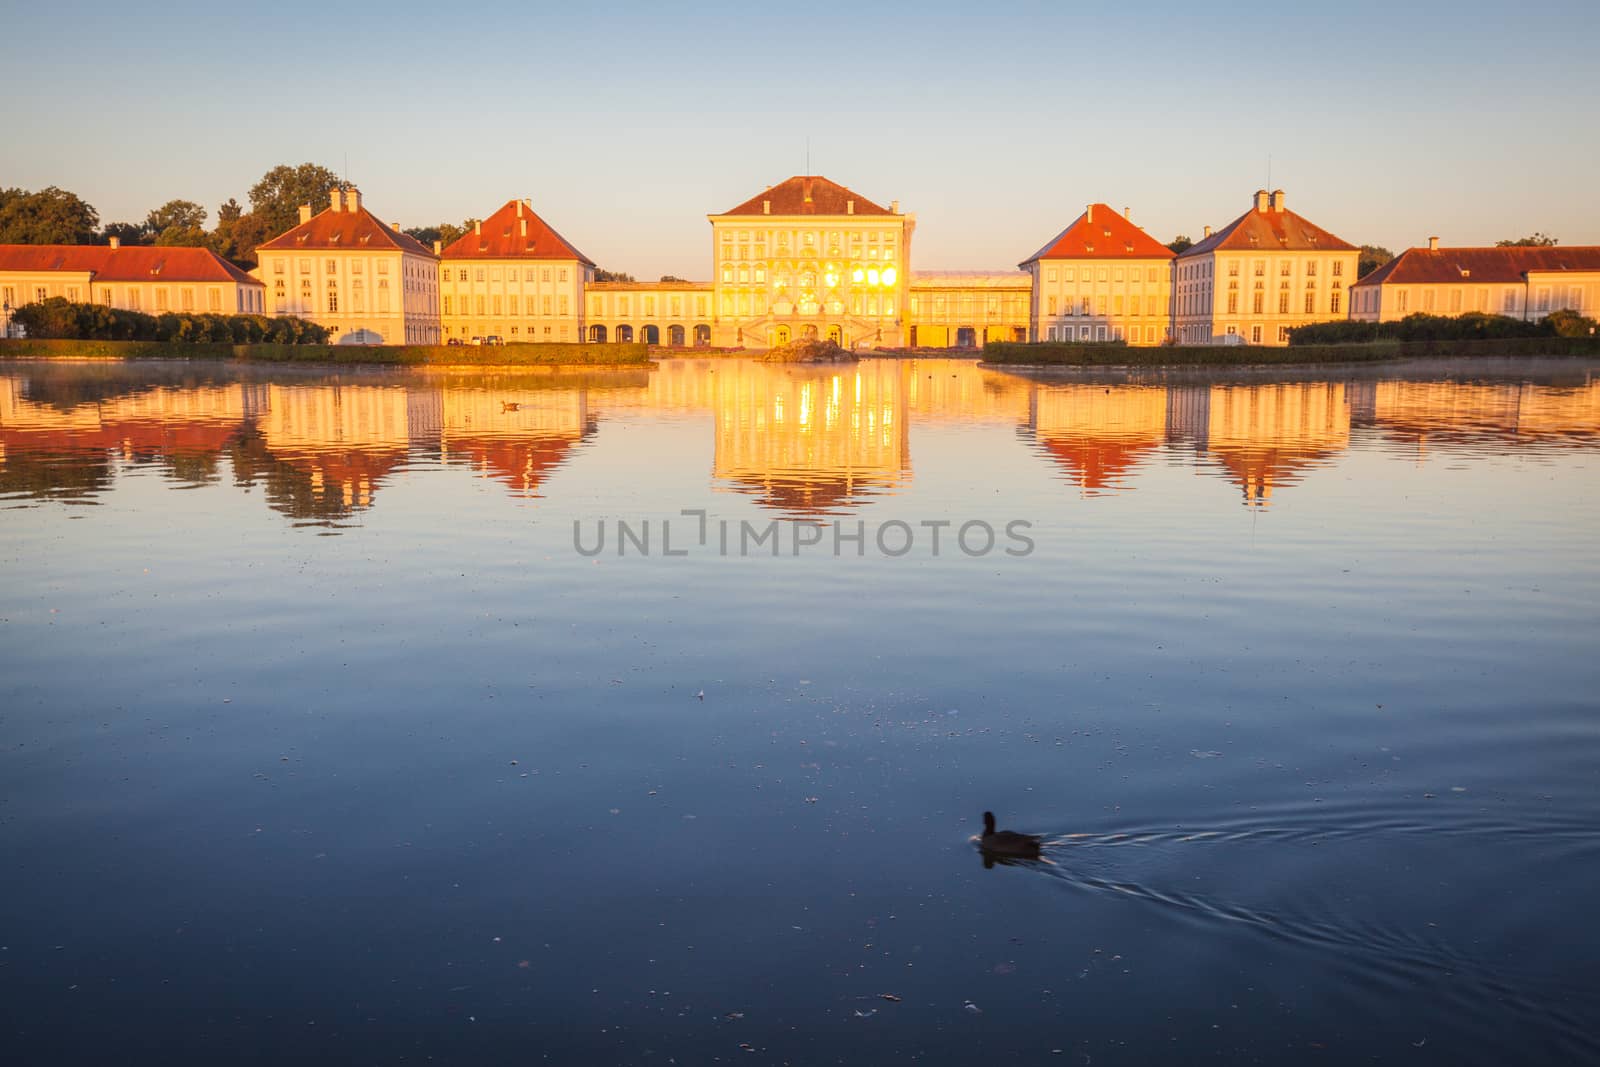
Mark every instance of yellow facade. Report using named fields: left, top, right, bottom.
left=437, top=199, right=592, bottom=344
left=0, top=240, right=265, bottom=334
left=255, top=188, right=440, bottom=345
left=706, top=177, right=914, bottom=349
left=907, top=272, right=1030, bottom=347
left=1174, top=191, right=1358, bottom=346
left=585, top=281, right=714, bottom=346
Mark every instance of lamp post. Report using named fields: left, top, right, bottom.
left=1, top=301, right=11, bottom=339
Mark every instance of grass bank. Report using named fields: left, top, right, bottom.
left=0, top=339, right=652, bottom=366
left=981, top=336, right=1600, bottom=367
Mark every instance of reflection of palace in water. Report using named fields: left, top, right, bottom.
left=3, top=361, right=1598, bottom=519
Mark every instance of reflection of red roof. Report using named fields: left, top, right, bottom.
left=444, top=433, right=582, bottom=494
left=257, top=204, right=434, bottom=256
left=1179, top=193, right=1356, bottom=257
left=1355, top=246, right=1600, bottom=286
left=0, top=244, right=261, bottom=285
left=439, top=200, right=593, bottom=265
left=720, top=176, right=893, bottom=217
left=1206, top=447, right=1336, bottom=505
left=720, top=471, right=904, bottom=519
left=267, top=448, right=406, bottom=488
left=1021, top=205, right=1174, bottom=265
left=0, top=419, right=244, bottom=454
left=1036, top=436, right=1157, bottom=491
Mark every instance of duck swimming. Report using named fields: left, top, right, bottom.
left=978, top=811, right=1042, bottom=858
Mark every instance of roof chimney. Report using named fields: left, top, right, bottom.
left=516, top=200, right=524, bottom=218
left=433, top=240, right=442, bottom=255
left=108, top=235, right=121, bottom=250
left=474, top=220, right=482, bottom=235
left=329, top=190, right=342, bottom=213
left=1086, top=204, right=1094, bottom=222
left=345, top=187, right=362, bottom=213
left=1124, top=205, right=1131, bottom=220
left=391, top=221, right=402, bottom=233
left=298, top=204, right=313, bottom=224
left=763, top=199, right=771, bottom=215
left=845, top=200, right=853, bottom=215
left=891, top=200, right=899, bottom=214
left=1271, top=188, right=1286, bottom=212
left=1254, top=190, right=1270, bottom=213
left=520, top=218, right=527, bottom=237
left=1428, top=235, right=1440, bottom=251
left=1203, top=225, right=1212, bottom=238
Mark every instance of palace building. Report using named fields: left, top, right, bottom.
left=0, top=241, right=264, bottom=332
left=1349, top=240, right=1600, bottom=322
left=707, top=175, right=915, bottom=348
left=1019, top=204, right=1174, bottom=345
left=254, top=187, right=440, bottom=345
left=1173, top=190, right=1358, bottom=346
left=437, top=198, right=593, bottom=343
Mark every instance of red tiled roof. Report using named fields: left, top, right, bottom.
left=1037, top=436, right=1158, bottom=491
left=1021, top=205, right=1174, bottom=264
left=719, top=176, right=893, bottom=217
left=0, top=244, right=261, bottom=286
left=257, top=203, right=434, bottom=257
left=439, top=199, right=594, bottom=265
left=1179, top=194, right=1356, bottom=258
left=1354, top=245, right=1600, bottom=286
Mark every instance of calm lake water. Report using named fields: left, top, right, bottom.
left=2, top=355, right=1597, bottom=1065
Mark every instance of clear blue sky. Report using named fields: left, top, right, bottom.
left=4, top=0, right=1595, bottom=278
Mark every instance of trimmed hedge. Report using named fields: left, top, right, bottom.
left=982, top=336, right=1600, bottom=367
left=0, top=338, right=652, bottom=366
left=1288, top=310, right=1596, bottom=346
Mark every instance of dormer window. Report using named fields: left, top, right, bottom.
left=359, top=234, right=371, bottom=246
left=1461, top=269, right=1471, bottom=278
left=1085, top=244, right=1094, bottom=253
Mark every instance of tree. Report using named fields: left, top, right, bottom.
left=102, top=221, right=150, bottom=245
left=247, top=163, right=342, bottom=241
left=1167, top=235, right=1193, bottom=254
left=593, top=268, right=635, bottom=283
left=659, top=274, right=689, bottom=283
left=1358, top=244, right=1394, bottom=278
left=0, top=186, right=101, bottom=244
left=1497, top=233, right=1558, bottom=247
left=403, top=219, right=476, bottom=249
left=146, top=199, right=209, bottom=246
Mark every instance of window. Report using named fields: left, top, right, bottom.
left=458, top=269, right=467, bottom=282
left=208, top=289, right=221, bottom=313
left=492, top=296, right=502, bottom=315
left=100, top=287, right=112, bottom=305
left=1423, top=290, right=1435, bottom=312
left=1253, top=292, right=1264, bottom=314
left=1306, top=262, right=1317, bottom=278
left=475, top=268, right=486, bottom=282
left=476, top=296, right=485, bottom=315
left=1254, top=260, right=1265, bottom=277
left=1251, top=325, right=1262, bottom=343
left=298, top=259, right=310, bottom=274
left=377, top=261, right=388, bottom=275
left=327, top=289, right=338, bottom=313
left=1503, top=290, right=1516, bottom=313
left=1064, top=268, right=1075, bottom=282
left=1228, top=293, right=1238, bottom=313
left=1278, top=326, right=1289, bottom=343
left=1047, top=296, right=1057, bottom=315
left=443, top=296, right=452, bottom=315
left=1398, top=290, right=1409, bottom=313
left=273, top=260, right=285, bottom=275
left=352, top=260, right=362, bottom=275
left=1046, top=268, right=1057, bottom=282
left=1280, top=261, right=1291, bottom=276
left=156, top=289, right=169, bottom=311
left=1228, top=262, right=1239, bottom=277
left=1330, top=291, right=1341, bottom=315
left=1332, top=261, right=1343, bottom=278
left=542, top=269, right=551, bottom=282
left=1278, top=291, right=1290, bottom=314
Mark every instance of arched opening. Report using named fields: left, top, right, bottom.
left=668, top=324, right=685, bottom=346
left=1012, top=327, right=1026, bottom=342
left=693, top=324, right=711, bottom=346
left=616, top=324, right=634, bottom=343
left=588, top=324, right=607, bottom=343
left=770, top=325, right=791, bottom=346
left=642, top=324, right=660, bottom=345
left=956, top=327, right=977, bottom=348
left=826, top=324, right=842, bottom=345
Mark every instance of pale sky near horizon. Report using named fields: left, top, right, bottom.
left=3, top=0, right=1596, bottom=279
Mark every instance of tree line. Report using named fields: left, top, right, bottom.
left=11, top=296, right=331, bottom=344
left=1, top=164, right=485, bottom=271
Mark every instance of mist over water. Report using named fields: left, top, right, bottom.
left=2, top=356, right=1597, bottom=1064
